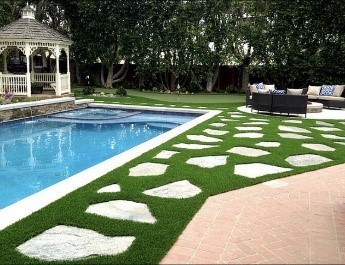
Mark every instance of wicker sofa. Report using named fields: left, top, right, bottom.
left=302, top=85, right=345, bottom=108
left=251, top=92, right=308, bottom=117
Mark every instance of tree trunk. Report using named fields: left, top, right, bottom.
left=241, top=66, right=249, bottom=92
left=206, top=66, right=220, bottom=92
left=105, top=64, right=114, bottom=88
left=100, top=64, right=105, bottom=87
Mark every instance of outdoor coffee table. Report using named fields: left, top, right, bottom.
left=307, top=102, right=323, bottom=113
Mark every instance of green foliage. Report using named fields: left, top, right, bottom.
left=115, top=86, right=127, bottom=96
left=82, top=86, right=95, bottom=95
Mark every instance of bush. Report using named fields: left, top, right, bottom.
left=116, top=86, right=127, bottom=96
left=82, top=86, right=95, bottom=95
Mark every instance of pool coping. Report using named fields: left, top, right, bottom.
left=0, top=103, right=221, bottom=230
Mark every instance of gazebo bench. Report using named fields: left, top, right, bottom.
left=31, top=85, right=43, bottom=94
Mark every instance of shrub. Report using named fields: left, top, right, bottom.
left=116, top=86, right=127, bottom=96
left=82, top=86, right=95, bottom=95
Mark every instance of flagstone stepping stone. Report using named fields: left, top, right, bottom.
left=143, top=180, right=202, bottom=199
left=335, top=142, right=345, bottom=145
left=182, top=105, right=191, bottom=108
left=263, top=179, right=289, bottom=188
left=98, top=184, right=121, bottom=193
left=221, top=118, right=238, bottom=122
left=340, top=122, right=345, bottom=125
left=197, top=106, right=207, bottom=109
left=169, top=104, right=176, bottom=107
left=86, top=200, right=157, bottom=224
left=187, top=134, right=222, bottom=143
left=234, top=132, right=264, bottom=138
left=242, top=122, right=269, bottom=125
left=228, top=111, right=242, bottom=114
left=255, top=142, right=280, bottom=147
left=173, top=143, right=218, bottom=149
left=234, top=163, right=292, bottom=178
left=302, top=143, right=335, bottom=152
left=16, top=225, right=135, bottom=261
left=316, top=121, right=334, bottom=127
left=235, top=126, right=262, bottom=131
left=186, top=155, right=228, bottom=168
left=154, top=150, right=179, bottom=159
left=203, top=128, right=229, bottom=136
left=154, top=103, right=164, bottom=106
left=217, top=107, right=229, bottom=110
left=278, top=125, right=311, bottom=133
left=286, top=154, right=332, bottom=167
left=227, top=147, right=270, bottom=157
left=129, top=162, right=168, bottom=177
left=282, top=120, right=302, bottom=124
left=311, top=127, right=342, bottom=132
left=231, top=114, right=246, bottom=118
left=209, top=122, right=227, bottom=127
left=250, top=118, right=269, bottom=121
left=278, top=133, right=312, bottom=139
left=321, top=134, right=345, bottom=140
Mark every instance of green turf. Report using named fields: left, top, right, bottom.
left=0, top=88, right=344, bottom=264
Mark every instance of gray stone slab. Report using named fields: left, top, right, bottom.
left=98, top=184, right=121, bottom=193
left=231, top=114, right=246, bottom=118
left=221, top=118, right=238, bottom=122
left=234, top=132, right=264, bottom=138
left=255, top=142, right=281, bottom=147
left=129, top=162, right=168, bottom=177
left=228, top=111, right=242, bottom=114
left=250, top=118, right=269, bottom=121
left=335, top=142, right=345, bottom=145
left=235, top=126, right=262, bottom=131
left=321, top=134, right=345, bottom=140
left=186, top=155, right=228, bottom=168
left=143, top=180, right=202, bottom=199
left=278, top=133, right=312, bottom=139
left=282, top=120, right=303, bottom=124
left=173, top=143, right=218, bottom=149
left=234, top=163, right=292, bottom=178
left=16, top=225, right=135, bottom=261
left=154, top=150, right=179, bottom=159
left=86, top=200, right=157, bottom=224
left=302, top=143, right=335, bottom=152
left=209, top=122, right=227, bottom=127
left=311, top=127, right=342, bottom=132
left=278, top=125, right=311, bottom=133
left=203, top=128, right=229, bottom=136
left=316, top=121, right=334, bottom=127
left=187, top=134, right=222, bottom=143
left=285, top=154, right=332, bottom=167
left=242, top=122, right=269, bottom=125
left=227, top=147, right=270, bottom=157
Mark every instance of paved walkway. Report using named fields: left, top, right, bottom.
left=161, top=163, right=345, bottom=264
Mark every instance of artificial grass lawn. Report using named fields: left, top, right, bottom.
left=0, top=90, right=345, bottom=264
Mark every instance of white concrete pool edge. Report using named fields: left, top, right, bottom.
left=0, top=104, right=221, bottom=230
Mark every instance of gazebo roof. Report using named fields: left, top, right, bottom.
left=0, top=5, right=72, bottom=45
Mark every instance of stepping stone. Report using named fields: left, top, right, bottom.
left=143, top=180, right=202, bottom=199
left=278, top=125, right=311, bottom=133
left=231, top=114, right=246, bottom=118
left=302, top=143, right=335, bottom=152
left=154, top=150, right=179, bottom=159
left=311, top=127, right=342, bottom=132
left=282, top=120, right=302, bottom=124
left=235, top=163, right=292, bottom=178
left=242, top=122, right=269, bottom=125
left=129, top=162, right=168, bottom=177
left=182, top=105, right=191, bottom=108
left=316, top=121, right=334, bottom=127
left=250, top=118, right=269, bottom=121
left=235, top=126, right=262, bottom=131
left=227, top=147, right=270, bottom=157
left=98, top=184, right=121, bottom=193
left=217, top=107, right=229, bottom=110
left=86, top=200, right=156, bottom=224
left=203, top=128, right=229, bottom=136
left=256, top=142, right=281, bottom=148
left=221, top=118, right=238, bottom=122
left=228, top=111, right=242, bottom=114
left=218, top=115, right=225, bottom=118
left=335, top=142, right=345, bottom=145
left=186, top=155, right=228, bottom=168
left=169, top=105, right=176, bottom=107
left=16, top=225, right=135, bottom=261
left=234, top=132, right=264, bottom=138
left=187, top=135, right=222, bottom=143
left=173, top=143, right=218, bottom=149
left=321, top=134, right=345, bottom=140
left=209, top=122, right=226, bottom=127
left=286, top=154, right=332, bottom=167
left=154, top=104, right=164, bottom=106
left=278, top=133, right=312, bottom=139
left=197, top=106, right=207, bottom=109
left=263, top=179, right=288, bottom=188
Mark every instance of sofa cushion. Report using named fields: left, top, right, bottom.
left=287, top=88, right=303, bottom=95
left=271, top=89, right=286, bottom=95
left=320, top=85, right=335, bottom=96
left=265, top=84, right=275, bottom=91
left=249, top=84, right=258, bottom=94
left=318, top=96, right=345, bottom=102
left=307, top=85, right=321, bottom=96
left=307, top=95, right=319, bottom=100
left=332, top=85, right=345, bottom=97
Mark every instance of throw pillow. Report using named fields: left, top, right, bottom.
left=306, top=85, right=321, bottom=96
left=332, top=85, right=345, bottom=97
left=319, top=85, right=335, bottom=96
left=255, top=82, right=265, bottom=90
left=287, top=88, right=303, bottom=95
left=271, top=90, right=286, bottom=95
left=265, top=84, right=275, bottom=91
left=249, top=84, right=258, bottom=94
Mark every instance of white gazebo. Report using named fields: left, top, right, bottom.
left=0, top=4, right=72, bottom=97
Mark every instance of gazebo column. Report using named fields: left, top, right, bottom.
left=66, top=47, right=71, bottom=93
left=25, top=44, right=31, bottom=97
left=3, top=50, right=8, bottom=74
left=55, top=45, right=61, bottom=96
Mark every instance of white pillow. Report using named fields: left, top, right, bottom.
left=332, top=85, right=345, bottom=97
left=287, top=88, right=303, bottom=95
left=249, top=84, right=258, bottom=94
left=307, top=85, right=321, bottom=96
left=258, top=88, right=270, bottom=94
left=265, top=84, right=275, bottom=91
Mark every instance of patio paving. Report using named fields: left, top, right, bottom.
left=161, top=163, right=345, bottom=264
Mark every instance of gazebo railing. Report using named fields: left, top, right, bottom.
left=60, top=74, right=69, bottom=94
left=0, top=73, right=27, bottom=95
left=32, top=73, right=56, bottom=89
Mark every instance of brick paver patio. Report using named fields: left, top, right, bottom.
left=161, top=163, right=345, bottom=264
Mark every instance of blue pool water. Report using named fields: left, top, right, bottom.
left=0, top=107, right=200, bottom=209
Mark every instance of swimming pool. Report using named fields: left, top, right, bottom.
left=0, top=104, right=220, bottom=229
